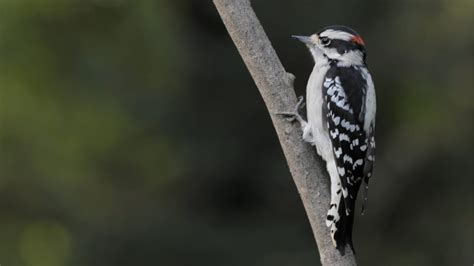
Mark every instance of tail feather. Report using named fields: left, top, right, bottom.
left=361, top=179, right=370, bottom=215
left=334, top=198, right=356, bottom=255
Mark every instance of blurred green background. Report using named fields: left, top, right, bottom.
left=0, top=0, right=472, bottom=265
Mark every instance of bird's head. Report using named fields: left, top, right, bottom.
left=293, top=25, right=366, bottom=66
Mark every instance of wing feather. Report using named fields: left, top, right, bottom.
left=322, top=65, right=374, bottom=252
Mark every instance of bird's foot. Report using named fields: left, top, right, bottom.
left=275, top=96, right=306, bottom=124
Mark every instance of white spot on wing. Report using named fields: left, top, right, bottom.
left=352, top=139, right=359, bottom=146
left=339, top=133, right=350, bottom=142
left=353, top=159, right=364, bottom=170
left=338, top=167, right=345, bottom=176
left=341, top=119, right=357, bottom=132
left=343, top=155, right=353, bottom=164
left=325, top=77, right=354, bottom=113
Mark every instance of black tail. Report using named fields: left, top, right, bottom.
left=334, top=197, right=356, bottom=255
left=361, top=179, right=370, bottom=215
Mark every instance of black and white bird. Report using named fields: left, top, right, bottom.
left=282, top=25, right=376, bottom=254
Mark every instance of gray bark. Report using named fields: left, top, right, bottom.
left=212, top=0, right=357, bottom=265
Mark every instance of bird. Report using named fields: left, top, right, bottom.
left=279, top=25, right=376, bottom=254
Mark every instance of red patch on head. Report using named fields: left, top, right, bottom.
left=351, top=35, right=365, bottom=46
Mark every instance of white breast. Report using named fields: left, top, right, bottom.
left=306, top=63, right=333, bottom=162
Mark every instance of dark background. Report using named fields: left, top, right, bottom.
left=0, top=0, right=472, bottom=265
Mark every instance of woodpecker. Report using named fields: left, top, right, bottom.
left=280, top=25, right=376, bottom=254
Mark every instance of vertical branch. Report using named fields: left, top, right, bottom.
left=212, top=0, right=357, bottom=265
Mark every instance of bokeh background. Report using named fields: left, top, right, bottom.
left=0, top=0, right=473, bottom=265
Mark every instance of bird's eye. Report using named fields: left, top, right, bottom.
left=320, top=37, right=331, bottom=46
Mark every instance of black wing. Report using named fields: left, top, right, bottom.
left=323, top=65, right=369, bottom=253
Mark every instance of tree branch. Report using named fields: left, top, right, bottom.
left=212, top=0, right=357, bottom=265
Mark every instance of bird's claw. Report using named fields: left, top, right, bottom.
left=275, top=96, right=306, bottom=124
left=278, top=112, right=299, bottom=122
left=296, top=96, right=305, bottom=111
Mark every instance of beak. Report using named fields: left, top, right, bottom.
left=292, top=35, right=313, bottom=45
